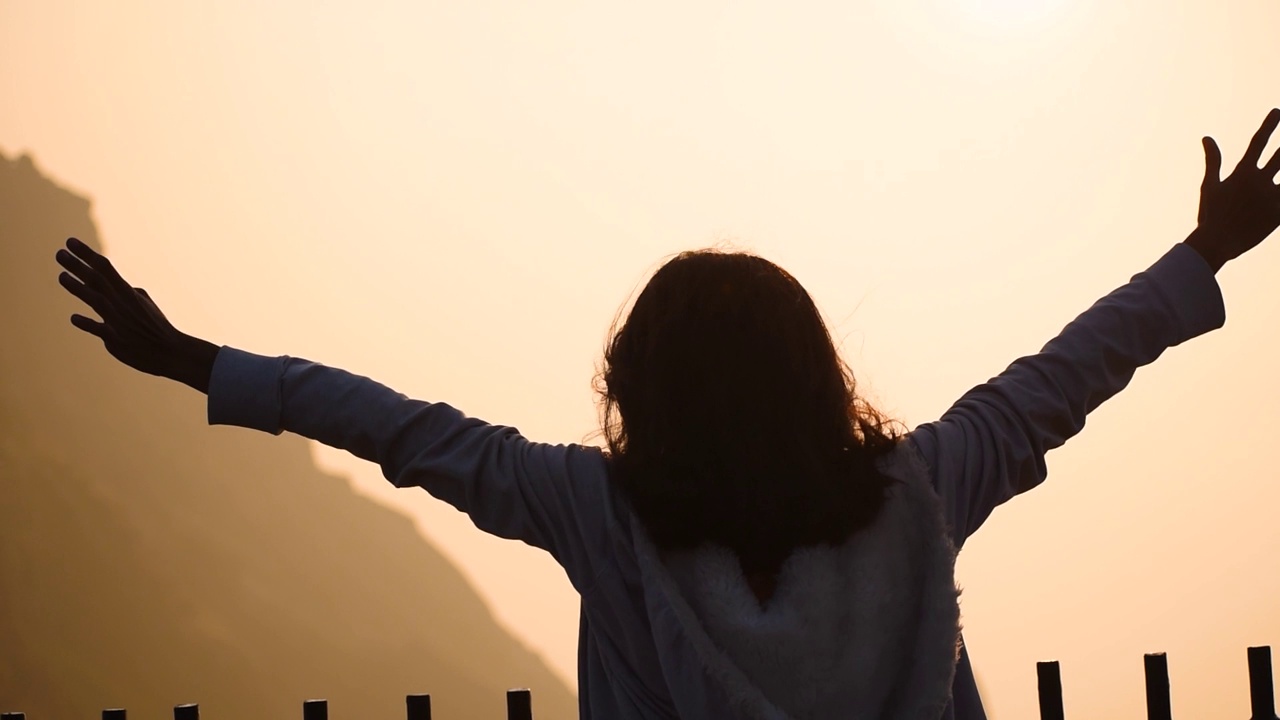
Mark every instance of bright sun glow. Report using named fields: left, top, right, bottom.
left=946, top=0, right=1070, bottom=32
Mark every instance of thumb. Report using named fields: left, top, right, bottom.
left=135, top=286, right=163, bottom=317
left=1202, top=136, right=1222, bottom=186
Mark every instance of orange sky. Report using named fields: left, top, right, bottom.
left=5, top=1, right=1280, bottom=717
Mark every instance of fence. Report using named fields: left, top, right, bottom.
left=1037, top=644, right=1277, bottom=720
left=3, top=646, right=1277, bottom=718
left=0, top=690, right=526, bottom=720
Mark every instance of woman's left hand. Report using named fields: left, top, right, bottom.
left=55, top=237, right=219, bottom=393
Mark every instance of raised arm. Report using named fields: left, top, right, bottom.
left=907, top=243, right=1223, bottom=545
left=205, top=347, right=613, bottom=590
left=906, top=107, right=1280, bottom=547
left=55, top=239, right=615, bottom=593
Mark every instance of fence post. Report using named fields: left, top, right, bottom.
left=303, top=699, right=328, bottom=720
left=174, top=703, right=198, bottom=720
left=1248, top=646, right=1278, bottom=720
left=103, top=710, right=127, bottom=719
left=1144, top=653, right=1172, bottom=720
left=1037, top=661, right=1064, bottom=720
left=406, top=694, right=432, bottom=720
left=507, top=689, right=532, bottom=720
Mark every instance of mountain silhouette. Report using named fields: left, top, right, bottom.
left=0, top=151, right=577, bottom=719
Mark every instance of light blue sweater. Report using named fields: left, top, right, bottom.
left=208, top=243, right=1225, bottom=719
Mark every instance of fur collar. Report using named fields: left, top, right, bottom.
left=631, top=444, right=962, bottom=719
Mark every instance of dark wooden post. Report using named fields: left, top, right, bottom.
left=174, top=703, right=198, bottom=720
left=507, top=689, right=533, bottom=720
left=1144, top=653, right=1172, bottom=720
left=406, top=694, right=432, bottom=720
left=103, top=710, right=127, bottom=720
left=1037, top=661, right=1064, bottom=720
left=1248, top=646, right=1278, bottom=720
left=303, top=699, right=328, bottom=720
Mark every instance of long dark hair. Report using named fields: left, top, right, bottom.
left=597, top=249, right=902, bottom=576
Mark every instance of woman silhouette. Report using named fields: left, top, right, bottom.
left=56, top=109, right=1280, bottom=719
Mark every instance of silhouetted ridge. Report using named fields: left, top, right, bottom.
left=0, top=150, right=576, bottom=719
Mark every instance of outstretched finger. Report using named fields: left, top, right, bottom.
left=66, top=237, right=139, bottom=303
left=58, top=271, right=115, bottom=320
left=71, top=313, right=109, bottom=339
left=71, top=314, right=125, bottom=355
left=64, top=238, right=165, bottom=337
left=1264, top=143, right=1280, bottom=180
left=56, top=248, right=112, bottom=295
left=1203, top=136, right=1222, bottom=186
left=1240, top=108, right=1280, bottom=169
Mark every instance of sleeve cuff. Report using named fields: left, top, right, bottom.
left=1143, top=243, right=1227, bottom=343
left=207, top=346, right=289, bottom=435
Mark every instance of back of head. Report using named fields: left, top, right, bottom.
left=599, top=249, right=900, bottom=575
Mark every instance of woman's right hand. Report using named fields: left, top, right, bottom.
left=1185, top=107, right=1280, bottom=272
left=55, top=237, right=220, bottom=393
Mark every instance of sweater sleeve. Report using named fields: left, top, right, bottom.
left=206, top=351, right=612, bottom=593
left=906, top=243, right=1226, bottom=547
